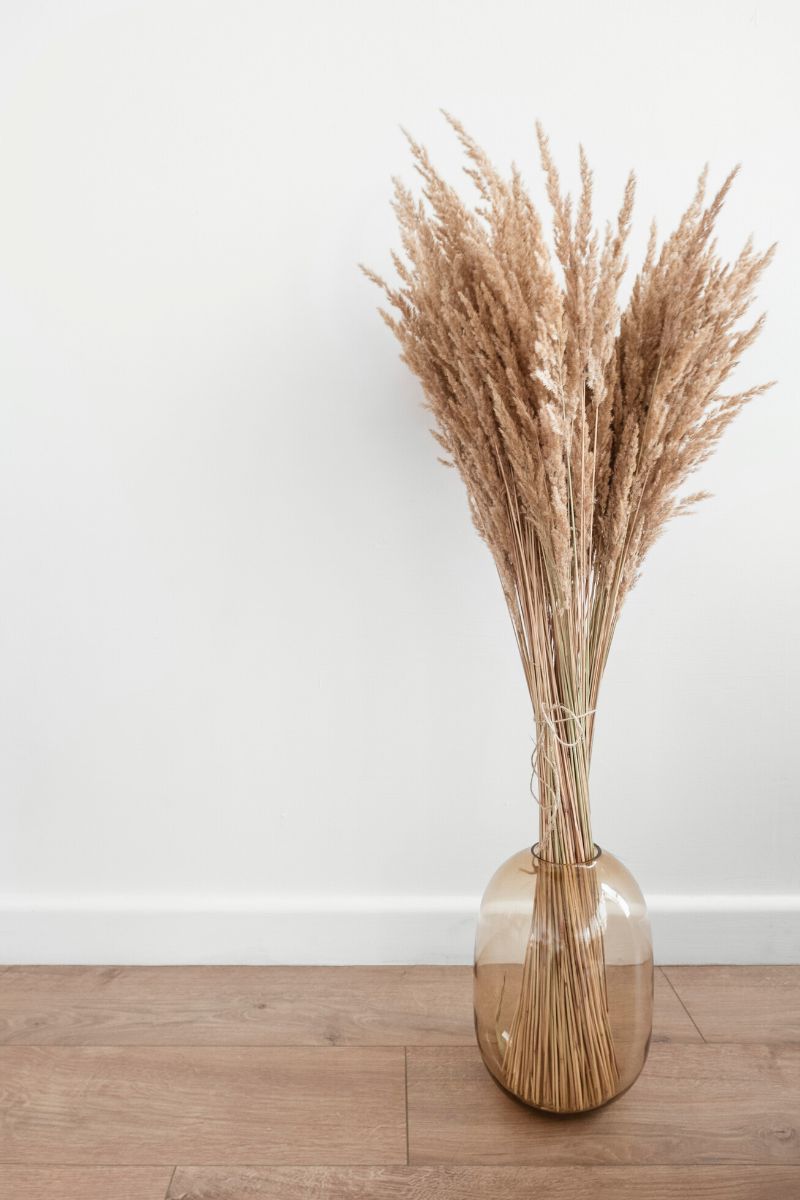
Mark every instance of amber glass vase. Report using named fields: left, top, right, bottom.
left=474, top=845, right=653, bottom=1114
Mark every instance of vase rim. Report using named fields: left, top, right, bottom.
left=531, top=842, right=601, bottom=866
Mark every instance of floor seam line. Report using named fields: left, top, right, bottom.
left=661, top=968, right=707, bottom=1043
left=1, top=1162, right=798, bottom=1170
left=404, top=1047, right=410, bottom=1166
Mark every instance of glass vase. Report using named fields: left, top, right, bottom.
left=474, top=844, right=653, bottom=1113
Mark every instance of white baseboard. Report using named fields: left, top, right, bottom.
left=0, top=893, right=797, bottom=965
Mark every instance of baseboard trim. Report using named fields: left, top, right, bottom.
left=0, top=894, right=797, bottom=965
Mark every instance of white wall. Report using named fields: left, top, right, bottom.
left=0, top=0, right=797, bottom=964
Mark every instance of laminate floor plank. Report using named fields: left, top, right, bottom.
left=0, top=1045, right=406, bottom=1165
left=0, top=966, right=473, bottom=1046
left=406, top=1043, right=800, bottom=1165
left=0, top=1166, right=172, bottom=1200
left=664, top=966, right=800, bottom=1042
left=0, top=965, right=701, bottom=1047
left=166, top=1165, right=800, bottom=1199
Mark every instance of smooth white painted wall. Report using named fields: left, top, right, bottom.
left=0, top=0, right=797, bottom=962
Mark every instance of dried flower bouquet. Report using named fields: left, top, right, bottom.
left=365, top=116, right=773, bottom=1111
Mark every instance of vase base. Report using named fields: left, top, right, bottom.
left=478, top=1031, right=653, bottom=1115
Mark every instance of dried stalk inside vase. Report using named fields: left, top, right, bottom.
left=365, top=115, right=773, bottom=1112
left=504, top=859, right=617, bottom=1111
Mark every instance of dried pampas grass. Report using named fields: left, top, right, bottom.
left=364, top=115, right=773, bottom=1110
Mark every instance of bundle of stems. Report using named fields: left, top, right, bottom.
left=364, top=116, right=773, bottom=1110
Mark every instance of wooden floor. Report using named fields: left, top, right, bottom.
left=0, top=966, right=798, bottom=1198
